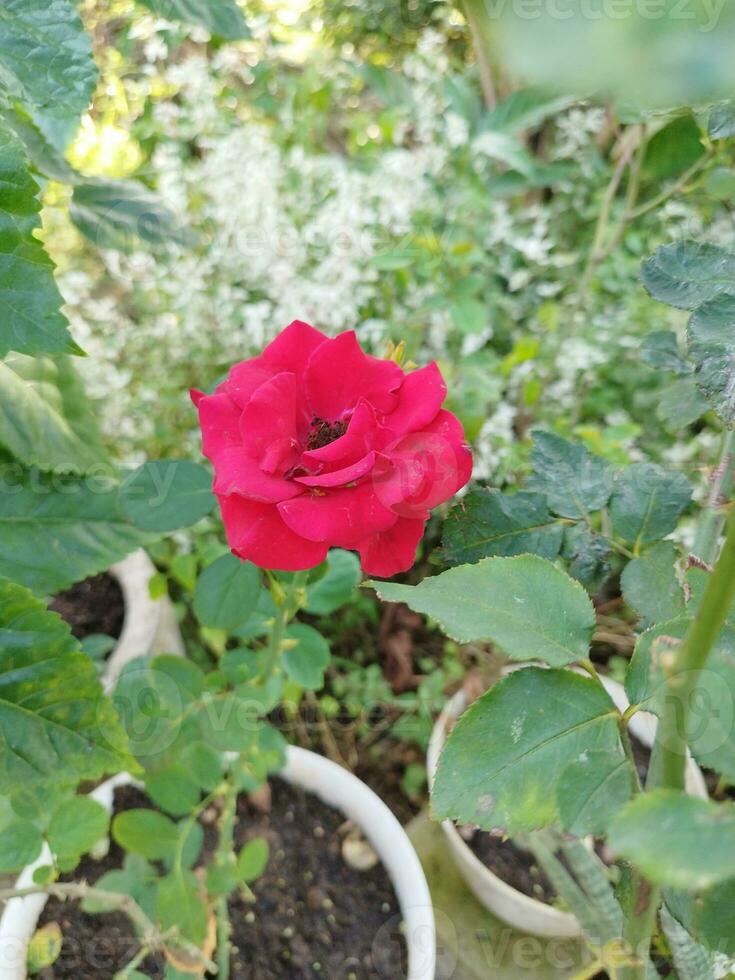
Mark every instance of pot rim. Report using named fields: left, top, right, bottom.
left=0, top=748, right=435, bottom=980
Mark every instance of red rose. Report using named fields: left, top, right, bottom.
left=191, top=321, right=472, bottom=577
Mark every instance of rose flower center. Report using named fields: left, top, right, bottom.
left=306, top=416, right=348, bottom=451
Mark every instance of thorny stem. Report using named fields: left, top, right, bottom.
left=215, top=782, right=239, bottom=980
left=692, top=428, right=735, bottom=566
left=622, top=511, right=735, bottom=979
left=0, top=883, right=215, bottom=973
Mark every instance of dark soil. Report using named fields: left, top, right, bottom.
left=38, top=782, right=406, bottom=980
left=37, top=787, right=164, bottom=979
left=466, top=828, right=558, bottom=903
left=464, top=732, right=654, bottom=906
left=220, top=778, right=406, bottom=979
left=50, top=572, right=125, bottom=642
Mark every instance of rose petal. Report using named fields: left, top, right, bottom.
left=295, top=451, right=376, bottom=488
left=372, top=410, right=473, bottom=517
left=239, top=372, right=302, bottom=473
left=278, top=481, right=397, bottom=547
left=384, top=362, right=447, bottom=436
left=356, top=516, right=428, bottom=578
left=213, top=447, right=303, bottom=502
left=304, top=331, right=403, bottom=419
left=302, top=400, right=380, bottom=470
left=226, top=360, right=276, bottom=409
left=220, top=495, right=328, bottom=571
left=195, top=391, right=242, bottom=463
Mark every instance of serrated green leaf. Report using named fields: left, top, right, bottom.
left=0, top=819, right=43, bottom=871
left=610, top=463, right=691, bottom=547
left=238, top=837, right=269, bottom=883
left=688, top=292, right=735, bottom=424
left=0, top=576, right=135, bottom=794
left=441, top=488, right=563, bottom=565
left=658, top=378, right=709, bottom=429
left=369, top=555, right=595, bottom=667
left=626, top=621, right=735, bottom=781
left=0, top=125, right=78, bottom=357
left=561, top=524, right=612, bottom=592
left=120, top=459, right=214, bottom=532
left=621, top=541, right=684, bottom=624
left=112, top=808, right=179, bottom=861
left=640, top=331, right=691, bottom=376
left=528, top=431, right=614, bottom=519
left=709, top=100, right=735, bottom=140
left=0, top=355, right=108, bottom=474
left=557, top=749, right=632, bottom=836
left=193, top=554, right=261, bottom=631
left=70, top=179, right=187, bottom=251
left=642, top=241, right=735, bottom=310
left=0, top=468, right=149, bottom=594
left=610, top=791, right=735, bottom=890
left=135, top=0, right=250, bottom=39
left=432, top=667, right=622, bottom=832
left=690, top=879, right=735, bottom=955
left=48, top=796, right=108, bottom=864
left=283, top=623, right=330, bottom=690
left=0, top=0, right=97, bottom=151
left=305, top=550, right=361, bottom=615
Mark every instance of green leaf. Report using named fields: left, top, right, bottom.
left=146, top=765, right=201, bottom=817
left=640, top=330, right=691, bottom=376
left=561, top=525, right=612, bottom=593
left=609, top=791, right=735, bottom=890
left=557, top=749, right=632, bottom=837
left=305, top=550, right=361, bottom=615
left=193, top=554, right=261, bottom=631
left=0, top=355, right=108, bottom=474
left=626, top=621, right=735, bottom=781
left=642, top=115, right=705, bottom=182
left=120, top=460, right=215, bottom=532
left=82, top=853, right=157, bottom=918
left=70, top=179, right=187, bottom=251
left=283, top=623, right=330, bottom=690
left=688, top=292, right=735, bottom=424
left=48, top=796, right=108, bottom=864
left=433, top=668, right=622, bottom=832
left=527, top=431, right=614, bottom=519
left=0, top=576, right=135, bottom=794
left=690, top=879, right=735, bottom=955
left=709, top=100, right=735, bottom=140
left=0, top=819, right=43, bottom=871
left=621, top=541, right=684, bottom=624
left=0, top=125, right=78, bottom=357
left=0, top=468, right=148, bottom=594
left=0, top=0, right=97, bottom=150
left=641, top=241, right=735, bottom=310
left=112, top=808, right=179, bottom=861
left=369, top=555, right=596, bottom=667
left=156, top=868, right=208, bottom=945
left=610, top=463, right=691, bottom=547
left=134, top=0, right=250, bottom=39
left=238, top=837, right=269, bottom=883
left=480, top=88, right=573, bottom=135
left=441, top=489, right=563, bottom=565
left=658, top=378, right=709, bottom=430
left=180, top=742, right=223, bottom=793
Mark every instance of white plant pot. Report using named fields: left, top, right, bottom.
left=105, top=549, right=184, bottom=691
left=426, top=667, right=707, bottom=939
left=0, top=748, right=435, bottom=980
